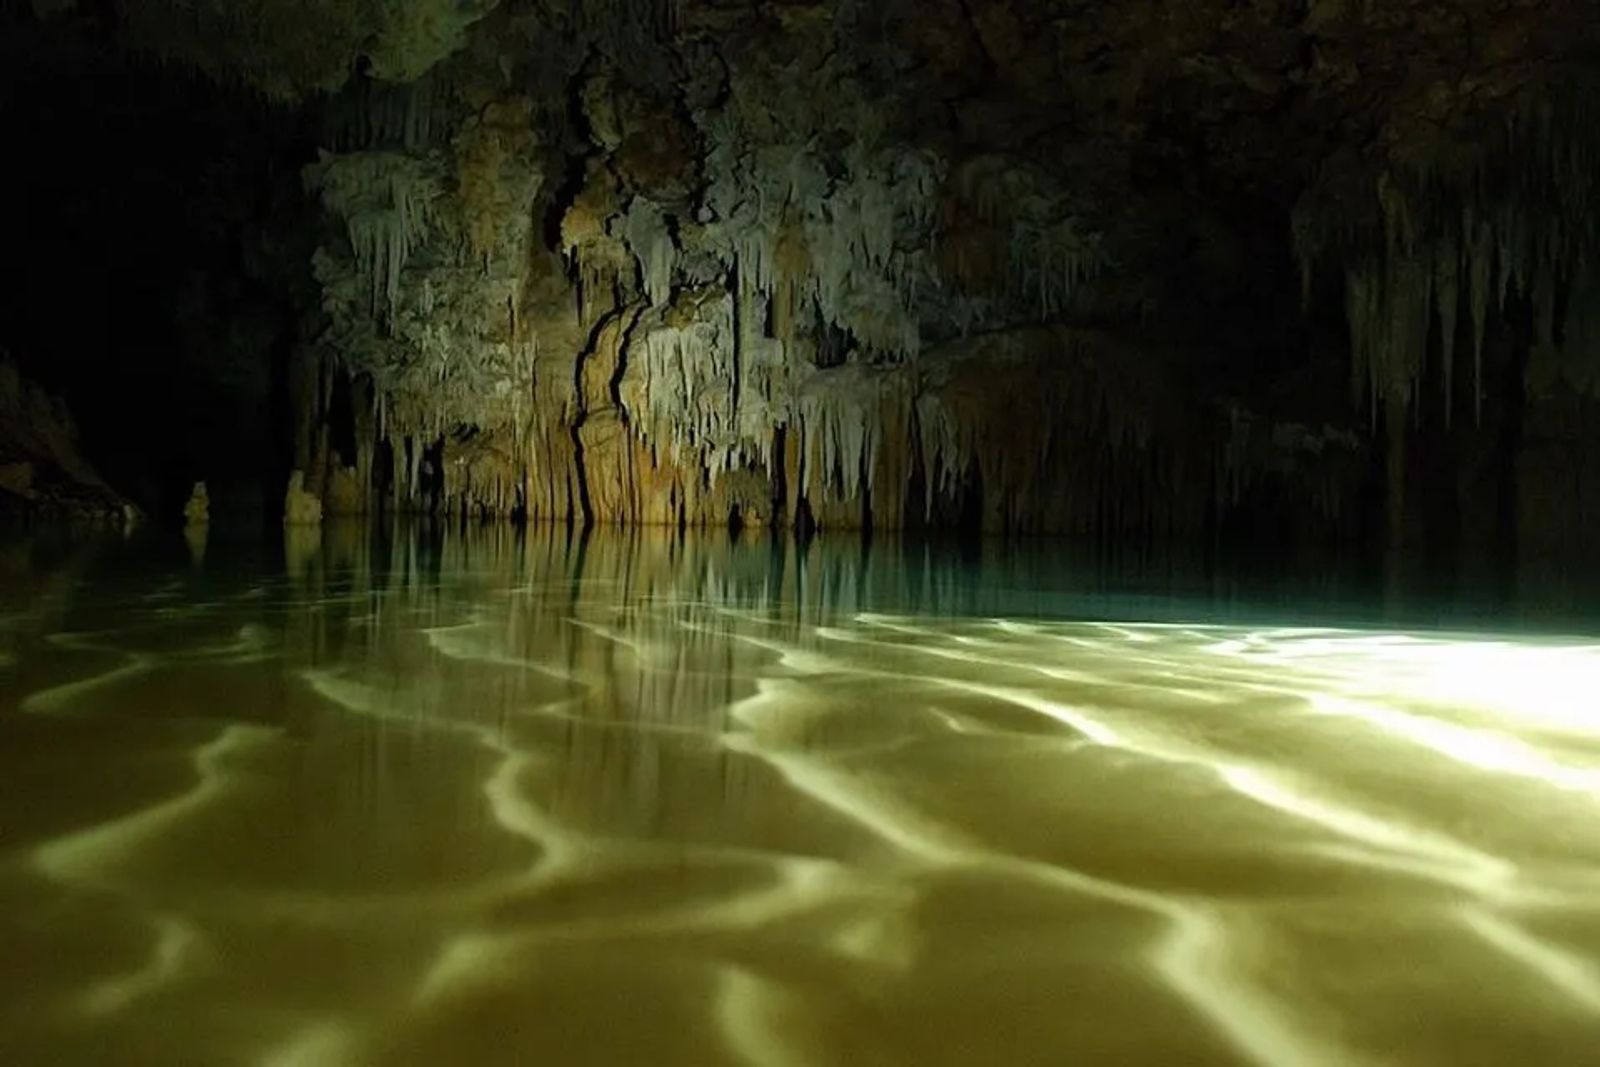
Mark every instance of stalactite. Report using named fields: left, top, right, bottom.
left=1296, top=93, right=1600, bottom=422
left=628, top=289, right=742, bottom=475
left=1466, top=218, right=1493, bottom=419
left=1434, top=238, right=1459, bottom=424
left=1530, top=266, right=1600, bottom=397
left=275, top=0, right=1277, bottom=542
left=622, top=198, right=677, bottom=308
left=304, top=150, right=442, bottom=321
left=326, top=72, right=445, bottom=152
left=951, top=155, right=1105, bottom=324
left=692, top=136, right=943, bottom=362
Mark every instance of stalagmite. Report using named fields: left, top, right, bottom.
left=284, top=471, right=323, bottom=526
left=183, top=482, right=210, bottom=525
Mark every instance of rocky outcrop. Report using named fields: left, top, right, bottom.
left=0, top=360, right=134, bottom=524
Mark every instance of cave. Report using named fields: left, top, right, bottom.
left=4, top=1, right=1600, bottom=1062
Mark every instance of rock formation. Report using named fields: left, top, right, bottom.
left=0, top=360, right=134, bottom=524
left=283, top=470, right=324, bottom=526
left=267, top=0, right=1371, bottom=539
left=5, top=1, right=1600, bottom=562
left=183, top=482, right=211, bottom=525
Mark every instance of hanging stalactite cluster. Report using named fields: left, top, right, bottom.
left=16, top=0, right=1600, bottom=561
left=305, top=150, right=443, bottom=321
left=283, top=0, right=1199, bottom=535
left=1295, top=91, right=1600, bottom=425
left=277, top=0, right=1504, bottom=543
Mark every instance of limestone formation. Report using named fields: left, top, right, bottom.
left=7, top=1, right=1600, bottom=556
left=183, top=482, right=210, bottom=525
left=283, top=471, right=323, bottom=526
left=252, top=0, right=1592, bottom=547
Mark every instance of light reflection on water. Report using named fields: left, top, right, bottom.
left=2, top=526, right=1600, bottom=1065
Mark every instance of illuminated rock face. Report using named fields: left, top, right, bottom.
left=10, top=2, right=1600, bottom=547
left=276, top=1, right=1373, bottom=536
left=260, top=0, right=1599, bottom=542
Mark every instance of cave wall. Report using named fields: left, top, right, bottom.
left=5, top=0, right=1600, bottom=568
left=274, top=0, right=1385, bottom=547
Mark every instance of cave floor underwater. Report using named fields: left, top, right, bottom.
left=2, top=525, right=1599, bottom=1066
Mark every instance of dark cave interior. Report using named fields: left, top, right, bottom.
left=2, top=0, right=1598, bottom=585
left=11, top=6, right=1600, bottom=1062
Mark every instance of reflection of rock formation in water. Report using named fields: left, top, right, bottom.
left=182, top=523, right=208, bottom=568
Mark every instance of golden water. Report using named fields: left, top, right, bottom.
left=3, top=528, right=1600, bottom=1065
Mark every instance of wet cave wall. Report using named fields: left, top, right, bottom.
left=3, top=0, right=1600, bottom=578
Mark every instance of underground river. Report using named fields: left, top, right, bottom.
left=3, top=527, right=1599, bottom=1065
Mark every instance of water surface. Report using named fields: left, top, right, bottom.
left=3, top=528, right=1600, bottom=1064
